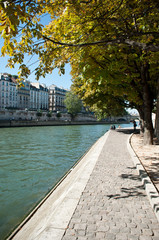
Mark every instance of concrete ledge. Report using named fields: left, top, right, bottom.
left=8, top=131, right=110, bottom=240
left=0, top=120, right=130, bottom=128
left=127, top=134, right=159, bottom=222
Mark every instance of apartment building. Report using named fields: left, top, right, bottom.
left=30, top=82, right=49, bottom=110
left=0, top=73, right=49, bottom=111
left=0, top=73, right=17, bottom=110
left=0, top=73, right=70, bottom=112
left=16, top=80, right=30, bottom=109
left=49, top=84, right=68, bottom=112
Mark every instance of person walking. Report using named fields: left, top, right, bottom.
left=133, top=120, right=137, bottom=131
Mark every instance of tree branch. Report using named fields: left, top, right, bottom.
left=42, top=35, right=159, bottom=52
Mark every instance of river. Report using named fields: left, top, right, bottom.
left=0, top=123, right=131, bottom=239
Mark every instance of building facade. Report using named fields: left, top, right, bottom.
left=17, top=80, right=30, bottom=109
left=30, top=83, right=49, bottom=110
left=0, top=73, right=72, bottom=112
left=0, top=73, right=49, bottom=111
left=0, top=73, right=17, bottom=110
left=49, top=84, right=68, bottom=112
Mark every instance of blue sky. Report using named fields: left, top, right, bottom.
left=0, top=44, right=73, bottom=90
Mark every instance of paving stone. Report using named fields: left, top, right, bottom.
left=86, top=224, right=96, bottom=232
left=152, top=237, right=159, bottom=240
left=95, top=231, right=106, bottom=238
left=77, top=236, right=87, bottom=240
left=139, top=236, right=153, bottom=240
left=105, top=232, right=116, bottom=240
left=76, top=230, right=86, bottom=236
left=129, top=235, right=139, bottom=240
left=121, top=227, right=131, bottom=233
left=110, top=227, right=120, bottom=234
left=139, top=223, right=149, bottom=229
left=142, top=228, right=153, bottom=236
left=153, top=229, right=159, bottom=236
left=96, top=224, right=109, bottom=232
left=74, top=223, right=87, bottom=231
left=127, top=222, right=137, bottom=228
left=116, top=232, right=128, bottom=240
left=62, top=235, right=77, bottom=240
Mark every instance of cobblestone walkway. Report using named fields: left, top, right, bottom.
left=62, top=130, right=159, bottom=240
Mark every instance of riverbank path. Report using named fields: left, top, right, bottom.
left=11, top=129, right=159, bottom=240
left=62, top=129, right=159, bottom=240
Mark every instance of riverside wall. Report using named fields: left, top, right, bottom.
left=0, top=110, right=96, bottom=122
left=0, top=120, right=109, bottom=128
left=0, top=109, right=130, bottom=127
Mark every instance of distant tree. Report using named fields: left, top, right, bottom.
left=47, top=111, right=52, bottom=118
left=56, top=112, right=61, bottom=119
left=36, top=110, right=42, bottom=117
left=64, top=92, right=82, bottom=120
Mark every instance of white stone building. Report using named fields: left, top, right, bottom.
left=0, top=73, right=49, bottom=111
left=0, top=73, right=17, bottom=110
left=30, top=82, right=49, bottom=110
left=16, top=80, right=30, bottom=109
left=49, top=84, right=68, bottom=112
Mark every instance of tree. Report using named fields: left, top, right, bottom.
left=0, top=0, right=159, bottom=144
left=64, top=92, right=82, bottom=120
left=71, top=42, right=157, bottom=143
left=36, top=110, right=42, bottom=117
left=56, top=112, right=61, bottom=119
left=1, top=0, right=159, bottom=79
left=47, top=111, right=52, bottom=118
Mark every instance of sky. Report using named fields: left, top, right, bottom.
left=0, top=52, right=73, bottom=89
left=0, top=44, right=73, bottom=90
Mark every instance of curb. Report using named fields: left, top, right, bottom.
left=127, top=134, right=159, bottom=222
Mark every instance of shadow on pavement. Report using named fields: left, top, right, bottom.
left=116, top=128, right=140, bottom=134
left=106, top=172, right=146, bottom=200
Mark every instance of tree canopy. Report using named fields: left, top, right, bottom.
left=0, top=0, right=159, bottom=144
left=0, top=0, right=159, bottom=79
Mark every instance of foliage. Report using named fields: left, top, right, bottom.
left=47, top=111, right=52, bottom=117
left=0, top=0, right=159, bottom=80
left=64, top=92, right=82, bottom=119
left=56, top=112, right=61, bottom=118
left=70, top=39, right=157, bottom=118
left=36, top=110, right=42, bottom=117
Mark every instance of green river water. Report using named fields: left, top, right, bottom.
left=0, top=123, right=131, bottom=239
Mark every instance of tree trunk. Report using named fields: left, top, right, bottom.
left=137, top=107, right=144, bottom=134
left=155, top=78, right=159, bottom=139
left=141, top=63, right=153, bottom=145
